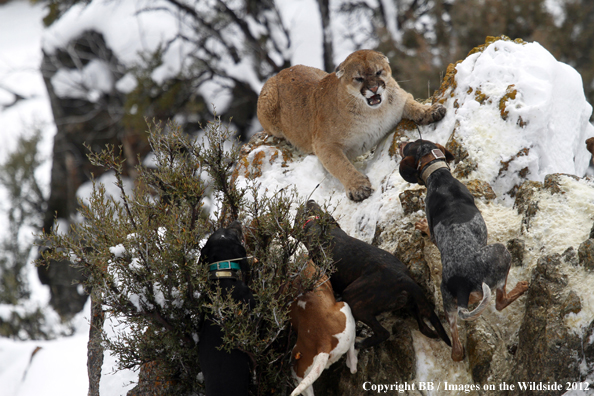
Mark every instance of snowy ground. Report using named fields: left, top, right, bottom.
left=0, top=1, right=135, bottom=394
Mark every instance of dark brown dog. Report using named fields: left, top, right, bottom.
left=297, top=200, right=451, bottom=350
left=399, top=139, right=529, bottom=361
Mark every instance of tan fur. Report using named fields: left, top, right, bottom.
left=289, top=261, right=357, bottom=396
left=257, top=49, right=446, bottom=201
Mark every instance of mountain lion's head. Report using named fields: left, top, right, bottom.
left=335, top=50, right=392, bottom=108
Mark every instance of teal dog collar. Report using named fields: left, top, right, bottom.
left=208, top=261, right=242, bottom=272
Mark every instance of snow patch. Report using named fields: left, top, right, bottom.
left=51, top=59, right=114, bottom=101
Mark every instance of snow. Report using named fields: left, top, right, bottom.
left=234, top=37, right=594, bottom=390
left=2, top=1, right=594, bottom=395
left=115, top=73, right=138, bottom=95
left=0, top=0, right=54, bottom=164
left=76, top=171, right=134, bottom=206
left=433, top=40, right=593, bottom=201
left=544, top=0, right=566, bottom=27
left=51, top=59, right=114, bottom=102
left=277, top=0, right=324, bottom=68
left=0, top=298, right=136, bottom=396
left=41, top=0, right=328, bottom=115
left=42, top=1, right=179, bottom=67
left=0, top=1, right=137, bottom=394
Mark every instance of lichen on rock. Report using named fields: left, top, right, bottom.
left=233, top=132, right=296, bottom=180
left=511, top=254, right=582, bottom=393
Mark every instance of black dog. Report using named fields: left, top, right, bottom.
left=298, top=200, right=451, bottom=350
left=399, top=139, right=529, bottom=361
left=199, top=221, right=255, bottom=395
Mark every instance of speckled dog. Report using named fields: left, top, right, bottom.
left=398, top=139, right=529, bottom=362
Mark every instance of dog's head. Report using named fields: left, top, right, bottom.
left=294, top=200, right=339, bottom=244
left=200, top=221, right=250, bottom=278
left=398, top=139, right=455, bottom=184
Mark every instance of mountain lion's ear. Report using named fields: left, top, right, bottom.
left=335, top=62, right=345, bottom=79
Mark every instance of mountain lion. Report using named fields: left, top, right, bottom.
left=257, top=49, right=446, bottom=201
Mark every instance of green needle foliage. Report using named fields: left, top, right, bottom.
left=37, top=118, right=334, bottom=395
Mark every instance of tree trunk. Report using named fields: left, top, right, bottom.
left=317, top=0, right=334, bottom=72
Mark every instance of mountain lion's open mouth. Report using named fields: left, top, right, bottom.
left=367, top=94, right=382, bottom=106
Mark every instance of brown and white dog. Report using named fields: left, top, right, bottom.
left=289, top=260, right=357, bottom=396
left=399, top=139, right=529, bottom=361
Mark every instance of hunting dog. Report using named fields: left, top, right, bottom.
left=199, top=221, right=255, bottom=395
left=399, top=139, right=529, bottom=361
left=289, top=260, right=357, bottom=396
left=298, top=200, right=451, bottom=350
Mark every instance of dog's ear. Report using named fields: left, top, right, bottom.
left=399, top=156, right=420, bottom=184
left=436, top=143, right=455, bottom=163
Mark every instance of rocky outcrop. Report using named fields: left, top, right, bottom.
left=579, top=239, right=594, bottom=270
left=306, top=173, right=594, bottom=395
left=510, top=254, right=582, bottom=395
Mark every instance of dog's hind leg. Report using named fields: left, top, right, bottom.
left=340, top=277, right=400, bottom=349
left=478, top=243, right=529, bottom=311
left=446, top=310, right=465, bottom=361
left=458, top=282, right=491, bottom=320
left=496, top=275, right=529, bottom=311
left=353, top=314, right=391, bottom=349
left=291, top=347, right=330, bottom=396
left=345, top=340, right=358, bottom=374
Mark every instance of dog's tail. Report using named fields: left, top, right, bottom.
left=458, top=282, right=491, bottom=321
left=408, top=286, right=452, bottom=347
left=290, top=352, right=329, bottom=396
left=428, top=310, right=452, bottom=347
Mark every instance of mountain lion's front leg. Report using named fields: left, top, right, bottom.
left=402, top=96, right=446, bottom=126
left=313, top=143, right=373, bottom=202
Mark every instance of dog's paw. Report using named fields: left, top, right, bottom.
left=346, top=177, right=373, bottom=202
left=452, top=345, right=465, bottom=362
left=513, top=280, right=529, bottom=294
left=415, top=218, right=430, bottom=236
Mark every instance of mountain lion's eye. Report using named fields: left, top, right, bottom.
left=376, top=70, right=382, bottom=76
left=354, top=77, right=364, bottom=83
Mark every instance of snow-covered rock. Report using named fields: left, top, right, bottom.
left=235, top=36, right=594, bottom=394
